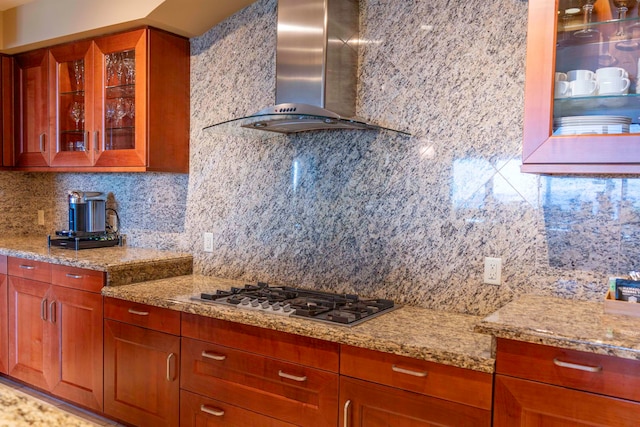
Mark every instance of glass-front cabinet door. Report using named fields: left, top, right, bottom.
left=523, top=0, right=640, bottom=173
left=48, top=41, right=93, bottom=167
left=93, top=29, right=146, bottom=168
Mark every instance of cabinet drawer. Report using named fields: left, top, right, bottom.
left=51, top=264, right=105, bottom=293
left=496, top=338, right=640, bottom=402
left=181, top=313, right=339, bottom=372
left=180, top=390, right=297, bottom=427
left=103, top=297, right=180, bottom=335
left=181, top=337, right=338, bottom=427
left=8, top=257, right=51, bottom=282
left=340, top=345, right=493, bottom=410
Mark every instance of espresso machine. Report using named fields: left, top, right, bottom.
left=49, top=191, right=121, bottom=250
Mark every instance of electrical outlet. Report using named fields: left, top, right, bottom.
left=203, top=232, right=214, bottom=253
left=37, top=210, right=45, bottom=225
left=483, top=257, right=502, bottom=285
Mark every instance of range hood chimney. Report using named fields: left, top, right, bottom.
left=204, top=0, right=409, bottom=136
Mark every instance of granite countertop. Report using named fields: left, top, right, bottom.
left=0, top=236, right=193, bottom=286
left=102, top=274, right=495, bottom=373
left=476, top=295, right=640, bottom=361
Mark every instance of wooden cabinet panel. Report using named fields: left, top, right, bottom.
left=51, top=264, right=105, bottom=293
left=340, top=376, right=491, bottom=427
left=0, top=263, right=7, bottom=374
left=104, top=319, right=180, bottom=427
left=494, top=374, right=640, bottom=427
left=181, top=336, right=339, bottom=427
left=340, top=345, right=492, bottom=410
left=180, top=389, right=297, bottom=427
left=496, top=338, right=640, bottom=402
left=13, top=49, right=49, bottom=167
left=104, top=297, right=180, bottom=335
left=8, top=257, right=51, bottom=282
left=7, top=276, right=50, bottom=389
left=47, top=285, right=103, bottom=411
left=181, top=313, right=339, bottom=372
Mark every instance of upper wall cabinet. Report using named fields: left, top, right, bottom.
left=14, top=28, right=189, bottom=173
left=523, top=0, right=640, bottom=174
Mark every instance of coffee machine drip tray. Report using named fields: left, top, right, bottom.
left=48, top=234, right=122, bottom=250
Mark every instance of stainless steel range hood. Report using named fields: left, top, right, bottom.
left=204, top=0, right=409, bottom=136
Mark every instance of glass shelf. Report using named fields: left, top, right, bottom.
left=554, top=94, right=640, bottom=121
left=105, top=84, right=135, bottom=98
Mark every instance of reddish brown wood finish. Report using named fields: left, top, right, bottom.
left=522, top=0, right=640, bottom=174
left=340, top=344, right=493, bottom=410
left=340, top=376, right=491, bottom=427
left=1, top=55, right=14, bottom=167
left=8, top=256, right=51, bottom=282
left=47, top=285, right=103, bottom=411
left=181, top=336, right=339, bottom=427
left=0, top=256, right=7, bottom=374
left=180, top=389, right=298, bottom=427
left=181, top=313, right=340, bottom=372
left=496, top=338, right=640, bottom=402
left=13, top=49, right=49, bottom=167
left=103, top=296, right=181, bottom=335
left=51, top=264, right=105, bottom=293
left=103, top=319, right=180, bottom=427
left=494, top=374, right=640, bottom=427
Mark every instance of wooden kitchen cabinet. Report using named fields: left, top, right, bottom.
left=7, top=258, right=104, bottom=411
left=14, top=27, right=189, bottom=172
left=339, top=345, right=492, bottom=427
left=181, top=313, right=340, bottom=427
left=522, top=0, right=640, bottom=174
left=103, top=297, right=180, bottom=427
left=0, top=256, right=8, bottom=374
left=494, top=338, right=640, bottom=426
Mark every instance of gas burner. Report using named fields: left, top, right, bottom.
left=194, top=282, right=396, bottom=326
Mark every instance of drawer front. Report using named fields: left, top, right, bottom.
left=181, top=337, right=339, bottom=427
left=496, top=338, right=640, bottom=402
left=340, top=345, right=493, bottom=410
left=8, top=257, right=51, bottom=282
left=51, top=264, right=105, bottom=293
left=104, top=297, right=180, bottom=335
left=180, top=390, right=297, bottom=427
left=182, top=313, right=339, bottom=372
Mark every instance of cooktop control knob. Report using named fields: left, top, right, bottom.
left=261, top=301, right=270, bottom=309
left=240, top=297, right=251, bottom=305
left=251, top=299, right=260, bottom=307
left=272, top=302, right=281, bottom=311
left=283, top=303, right=292, bottom=313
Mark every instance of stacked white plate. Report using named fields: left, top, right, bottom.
left=553, top=115, right=631, bottom=135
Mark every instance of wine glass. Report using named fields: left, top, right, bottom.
left=69, top=101, right=83, bottom=130
left=122, top=58, right=135, bottom=85
left=115, top=98, right=127, bottom=127
left=614, top=0, right=640, bottom=49
left=574, top=0, right=599, bottom=38
left=73, top=60, right=84, bottom=91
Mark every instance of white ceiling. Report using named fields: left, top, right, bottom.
left=0, top=0, right=32, bottom=12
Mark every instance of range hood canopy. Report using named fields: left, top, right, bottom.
left=204, top=0, right=410, bottom=136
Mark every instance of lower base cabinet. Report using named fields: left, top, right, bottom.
left=0, top=256, right=6, bottom=374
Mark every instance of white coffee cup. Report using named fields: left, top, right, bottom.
left=554, top=81, right=571, bottom=98
left=555, top=72, right=568, bottom=82
left=568, top=69, right=595, bottom=81
left=596, top=67, right=629, bottom=81
left=598, top=78, right=630, bottom=95
left=570, top=79, right=597, bottom=96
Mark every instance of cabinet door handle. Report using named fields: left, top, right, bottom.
left=93, top=131, right=100, bottom=153
left=391, top=364, right=428, bottom=377
left=49, top=301, right=56, bottom=324
left=278, top=370, right=307, bottom=382
left=84, top=131, right=89, bottom=151
left=343, top=400, right=351, bottom=427
left=39, top=133, right=45, bottom=153
left=65, top=273, right=83, bottom=279
left=201, top=351, right=226, bottom=361
left=200, top=405, right=224, bottom=417
left=19, top=264, right=35, bottom=270
left=166, top=353, right=176, bottom=381
left=40, top=298, right=47, bottom=321
left=553, top=358, right=602, bottom=373
left=127, top=308, right=149, bottom=316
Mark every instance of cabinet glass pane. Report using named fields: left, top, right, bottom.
left=554, top=0, right=640, bottom=135
left=104, top=50, right=135, bottom=150
left=58, top=59, right=86, bottom=152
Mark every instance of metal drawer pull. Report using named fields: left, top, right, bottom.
left=553, top=358, right=602, bottom=373
left=392, top=364, right=428, bottom=377
left=127, top=308, right=150, bottom=316
left=343, top=400, right=351, bottom=427
left=65, top=273, right=83, bottom=279
left=201, top=351, right=226, bottom=361
left=166, top=353, right=176, bottom=381
left=278, top=370, right=307, bottom=382
left=39, top=133, right=45, bottom=153
left=19, top=265, right=35, bottom=270
left=200, top=405, right=224, bottom=417
left=94, top=131, right=100, bottom=152
left=49, top=301, right=56, bottom=324
left=40, top=298, right=47, bottom=321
